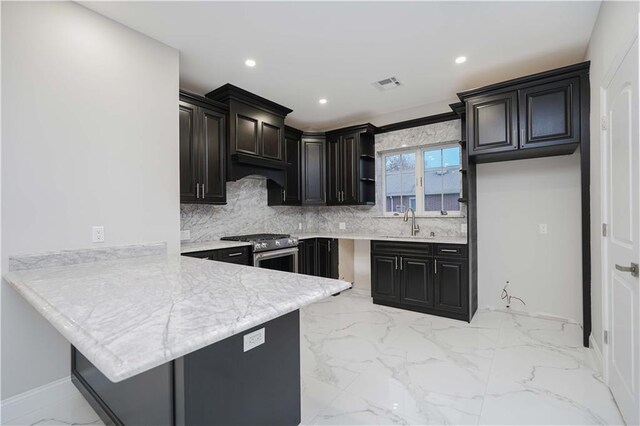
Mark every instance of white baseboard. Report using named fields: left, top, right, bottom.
left=0, top=376, right=79, bottom=423
left=589, top=334, right=604, bottom=374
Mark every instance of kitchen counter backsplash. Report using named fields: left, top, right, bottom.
left=181, top=119, right=466, bottom=242
left=181, top=177, right=305, bottom=242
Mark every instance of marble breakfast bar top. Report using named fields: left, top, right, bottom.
left=3, top=255, right=351, bottom=383
left=181, top=233, right=467, bottom=253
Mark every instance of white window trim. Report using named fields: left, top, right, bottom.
left=381, top=144, right=464, bottom=218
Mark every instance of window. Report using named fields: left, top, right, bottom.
left=383, top=144, right=461, bottom=215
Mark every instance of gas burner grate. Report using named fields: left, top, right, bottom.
left=221, top=233, right=291, bottom=242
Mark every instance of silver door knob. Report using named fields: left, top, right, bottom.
left=615, top=262, right=639, bottom=278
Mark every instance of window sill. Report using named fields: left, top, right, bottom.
left=375, top=213, right=466, bottom=219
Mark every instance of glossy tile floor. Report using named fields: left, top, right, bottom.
left=8, top=288, right=624, bottom=425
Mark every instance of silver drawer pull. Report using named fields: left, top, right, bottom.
left=441, top=249, right=458, bottom=253
left=227, top=252, right=244, bottom=257
left=615, top=263, right=639, bottom=277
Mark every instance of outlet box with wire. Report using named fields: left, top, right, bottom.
left=501, top=281, right=526, bottom=308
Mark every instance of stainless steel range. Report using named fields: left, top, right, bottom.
left=221, top=233, right=299, bottom=273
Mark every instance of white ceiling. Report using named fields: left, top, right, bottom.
left=82, top=1, right=601, bottom=131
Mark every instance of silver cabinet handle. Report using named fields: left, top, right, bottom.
left=196, top=183, right=200, bottom=199
left=227, top=252, right=244, bottom=257
left=512, top=128, right=517, bottom=143
left=441, top=249, right=458, bottom=253
left=616, top=263, right=639, bottom=277
left=521, top=129, right=525, bottom=142
left=395, top=256, right=398, bottom=270
left=400, top=256, right=403, bottom=271
left=434, top=259, right=437, bottom=274
left=201, top=183, right=205, bottom=199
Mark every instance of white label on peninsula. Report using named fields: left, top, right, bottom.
left=243, top=328, right=265, bottom=352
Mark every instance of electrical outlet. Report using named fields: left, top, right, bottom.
left=243, top=328, right=265, bottom=352
left=92, top=226, right=105, bottom=243
left=180, top=230, right=191, bottom=241
left=298, top=223, right=303, bottom=230
left=539, top=224, right=548, bottom=235
left=339, top=222, right=346, bottom=230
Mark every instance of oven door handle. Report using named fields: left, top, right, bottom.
left=253, top=247, right=299, bottom=262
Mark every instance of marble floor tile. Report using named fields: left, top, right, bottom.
left=13, top=288, right=624, bottom=426
left=5, top=394, right=104, bottom=426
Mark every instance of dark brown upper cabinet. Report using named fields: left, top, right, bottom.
left=205, top=84, right=293, bottom=186
left=459, top=62, right=588, bottom=163
left=467, top=92, right=518, bottom=155
left=325, top=124, right=376, bottom=206
left=301, top=133, right=326, bottom=205
left=267, top=126, right=302, bottom=206
left=179, top=91, right=227, bottom=204
left=519, top=77, right=580, bottom=150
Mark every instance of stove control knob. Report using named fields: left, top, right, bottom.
left=275, top=241, right=281, bottom=246
left=261, top=243, right=267, bottom=249
left=254, top=243, right=260, bottom=250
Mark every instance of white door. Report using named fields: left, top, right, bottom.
left=605, top=37, right=639, bottom=426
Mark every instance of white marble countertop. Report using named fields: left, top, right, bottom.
left=181, top=234, right=466, bottom=254
left=4, top=255, right=350, bottom=383
left=180, top=240, right=252, bottom=253
left=293, top=233, right=468, bottom=245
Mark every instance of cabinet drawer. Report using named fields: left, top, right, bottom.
left=182, top=250, right=217, bottom=260
left=371, top=240, right=431, bottom=256
left=217, top=247, right=250, bottom=261
left=434, top=244, right=467, bottom=258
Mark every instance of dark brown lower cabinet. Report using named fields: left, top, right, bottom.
left=371, top=241, right=471, bottom=322
left=371, top=254, right=400, bottom=302
left=298, top=238, right=338, bottom=279
left=434, top=257, right=468, bottom=316
left=400, top=256, right=433, bottom=308
left=181, top=246, right=251, bottom=266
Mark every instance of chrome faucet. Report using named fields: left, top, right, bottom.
left=403, top=208, right=420, bottom=236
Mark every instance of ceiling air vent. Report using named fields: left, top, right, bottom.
left=373, top=77, right=402, bottom=91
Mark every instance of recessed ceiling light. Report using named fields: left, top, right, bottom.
left=319, top=98, right=328, bottom=104
left=455, top=56, right=467, bottom=64
left=245, top=59, right=256, bottom=67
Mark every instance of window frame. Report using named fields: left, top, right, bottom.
left=381, top=143, right=463, bottom=218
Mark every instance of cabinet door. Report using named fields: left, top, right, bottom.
left=316, top=238, right=338, bottom=279
left=302, top=138, right=326, bottom=205
left=179, top=102, right=200, bottom=203
left=519, top=77, right=580, bottom=149
left=371, top=254, right=399, bottom=302
left=433, top=257, right=468, bottom=315
left=200, top=108, right=226, bottom=204
left=283, top=134, right=301, bottom=204
left=467, top=92, right=519, bottom=155
left=261, top=120, right=283, bottom=161
left=234, top=103, right=260, bottom=156
left=341, top=134, right=359, bottom=204
left=326, top=136, right=341, bottom=205
left=400, top=256, right=433, bottom=308
left=298, top=239, right=317, bottom=276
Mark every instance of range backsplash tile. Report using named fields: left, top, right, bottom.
left=181, top=177, right=305, bottom=242
left=181, top=120, right=466, bottom=241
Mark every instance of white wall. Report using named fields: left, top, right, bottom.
left=585, top=2, right=639, bottom=351
left=477, top=152, right=582, bottom=323
left=1, top=2, right=179, bottom=399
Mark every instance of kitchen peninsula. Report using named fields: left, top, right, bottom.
left=4, top=245, right=350, bottom=425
